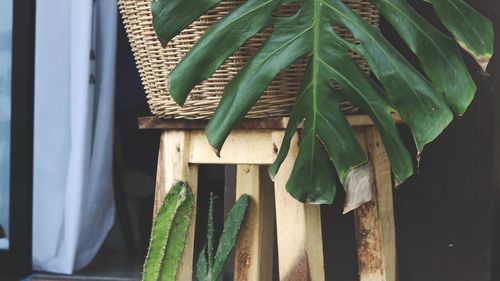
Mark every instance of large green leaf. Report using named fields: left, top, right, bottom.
left=167, top=0, right=282, bottom=105
left=425, top=0, right=494, bottom=71
left=151, top=0, right=223, bottom=46
left=371, top=0, right=476, bottom=115
left=152, top=0, right=493, bottom=204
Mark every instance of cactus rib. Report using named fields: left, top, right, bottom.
left=142, top=181, right=194, bottom=281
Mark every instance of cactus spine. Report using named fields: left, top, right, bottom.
left=196, top=194, right=249, bottom=281
left=142, top=181, right=194, bottom=281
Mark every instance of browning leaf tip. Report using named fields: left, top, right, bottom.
left=211, top=145, right=221, bottom=158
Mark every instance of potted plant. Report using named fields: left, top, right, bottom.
left=146, top=0, right=493, bottom=204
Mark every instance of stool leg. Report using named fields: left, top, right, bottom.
left=354, top=127, right=397, bottom=281
left=234, top=165, right=275, bottom=281
left=154, top=130, right=199, bottom=281
left=272, top=132, right=325, bottom=281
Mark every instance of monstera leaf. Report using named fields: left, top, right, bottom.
left=152, top=0, right=493, bottom=204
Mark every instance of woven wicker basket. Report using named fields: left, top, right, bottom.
left=118, top=0, right=379, bottom=119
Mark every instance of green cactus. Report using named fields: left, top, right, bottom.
left=142, top=181, right=194, bottom=281
left=196, top=193, right=249, bottom=281
left=196, top=247, right=208, bottom=281
left=207, top=193, right=215, bottom=271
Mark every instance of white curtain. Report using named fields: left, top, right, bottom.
left=33, top=0, right=117, bottom=274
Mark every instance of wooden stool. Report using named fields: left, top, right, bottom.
left=139, top=116, right=397, bottom=281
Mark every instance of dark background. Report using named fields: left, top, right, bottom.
left=389, top=0, right=500, bottom=280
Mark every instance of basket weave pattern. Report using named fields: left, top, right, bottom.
left=118, top=0, right=379, bottom=119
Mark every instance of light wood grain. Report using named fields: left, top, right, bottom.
left=154, top=130, right=198, bottom=281
left=188, top=130, right=276, bottom=164
left=150, top=121, right=398, bottom=281
left=234, top=165, right=275, bottom=281
left=272, top=132, right=325, bottom=281
left=354, top=127, right=397, bottom=281
left=138, top=115, right=393, bottom=130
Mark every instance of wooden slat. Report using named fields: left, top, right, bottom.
left=138, top=115, right=379, bottom=130
left=151, top=121, right=398, bottom=280
left=354, top=127, right=397, bottom=281
left=272, top=132, right=325, bottom=281
left=234, top=165, right=275, bottom=281
left=188, top=130, right=276, bottom=164
left=154, top=130, right=198, bottom=281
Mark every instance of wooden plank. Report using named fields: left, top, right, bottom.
left=188, top=130, right=276, bottom=164
left=258, top=165, right=276, bottom=281
left=139, top=117, right=290, bottom=130
left=272, top=132, right=325, bottom=281
left=138, top=115, right=382, bottom=130
left=234, top=165, right=275, bottom=281
left=154, top=130, right=199, bottom=281
left=223, top=165, right=237, bottom=278
left=354, top=127, right=397, bottom=281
